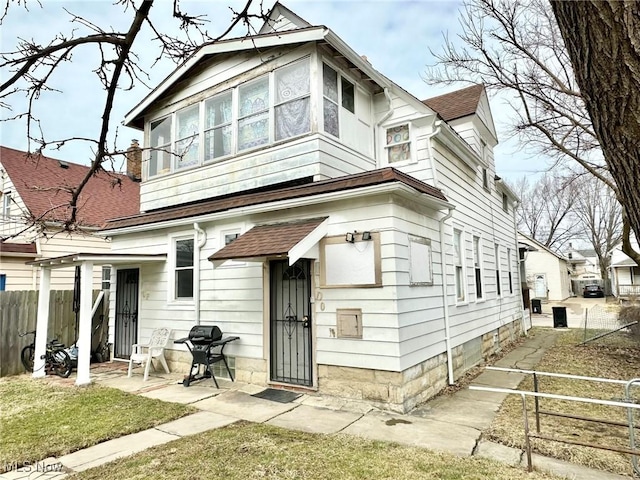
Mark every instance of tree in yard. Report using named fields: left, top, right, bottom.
left=426, top=0, right=639, bottom=263
left=0, top=0, right=265, bottom=233
left=550, top=0, right=640, bottom=266
left=510, top=171, right=580, bottom=251
left=572, top=174, right=622, bottom=281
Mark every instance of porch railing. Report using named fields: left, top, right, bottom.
left=618, top=284, right=640, bottom=298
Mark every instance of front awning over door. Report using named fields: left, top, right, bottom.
left=209, top=217, right=328, bottom=267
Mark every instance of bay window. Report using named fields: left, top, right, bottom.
left=147, top=57, right=311, bottom=179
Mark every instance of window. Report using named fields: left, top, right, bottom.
left=323, top=63, right=339, bottom=137
left=454, top=229, right=465, bottom=301
left=2, top=192, right=11, bottom=219
left=149, top=117, right=172, bottom=176
left=385, top=124, right=411, bottom=163
left=101, top=266, right=111, bottom=290
left=148, top=58, right=311, bottom=178
left=473, top=235, right=483, bottom=300
left=275, top=60, right=311, bottom=141
left=224, top=232, right=239, bottom=245
left=238, top=77, right=270, bottom=151
left=482, top=168, right=489, bottom=191
left=175, top=238, right=194, bottom=299
left=507, top=247, right=513, bottom=294
left=502, top=192, right=509, bottom=212
left=341, top=78, right=355, bottom=113
left=204, top=92, right=232, bottom=161
left=0, top=274, right=5, bottom=291
left=495, top=244, right=501, bottom=297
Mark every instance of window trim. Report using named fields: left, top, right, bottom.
left=453, top=228, right=467, bottom=304
left=168, top=233, right=196, bottom=305
left=495, top=243, right=502, bottom=298
left=383, top=122, right=414, bottom=166
left=147, top=57, right=312, bottom=180
left=101, top=266, right=112, bottom=291
left=482, top=168, right=490, bottom=192
left=2, top=191, right=11, bottom=219
left=473, top=235, right=484, bottom=302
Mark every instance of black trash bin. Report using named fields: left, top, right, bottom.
left=552, top=306, right=568, bottom=328
left=531, top=299, right=542, bottom=314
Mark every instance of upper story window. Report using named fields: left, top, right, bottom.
left=482, top=168, right=489, bottom=191
left=322, top=63, right=357, bottom=138
left=385, top=124, right=411, bottom=163
left=148, top=58, right=310, bottom=179
left=2, top=192, right=12, bottom=219
left=502, top=192, right=509, bottom=212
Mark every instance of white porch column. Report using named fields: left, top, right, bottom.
left=33, top=267, right=51, bottom=378
left=76, top=261, right=93, bottom=386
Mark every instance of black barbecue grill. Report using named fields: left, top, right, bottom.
left=174, top=325, right=239, bottom=388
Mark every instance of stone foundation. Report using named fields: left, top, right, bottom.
left=161, top=317, right=523, bottom=413
left=316, top=317, right=524, bottom=413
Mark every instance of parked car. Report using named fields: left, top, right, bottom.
left=583, top=284, right=605, bottom=298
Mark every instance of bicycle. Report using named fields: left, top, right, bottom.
left=19, top=331, right=73, bottom=378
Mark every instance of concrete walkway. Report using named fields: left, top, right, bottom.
left=1, top=329, right=631, bottom=480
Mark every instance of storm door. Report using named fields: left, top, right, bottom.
left=114, top=268, right=139, bottom=359
left=269, top=259, right=312, bottom=386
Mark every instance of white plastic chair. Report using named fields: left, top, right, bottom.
left=127, top=328, right=172, bottom=381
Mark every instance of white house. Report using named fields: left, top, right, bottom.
left=0, top=146, right=140, bottom=291
left=32, top=3, right=524, bottom=412
left=610, top=239, right=640, bottom=299
left=564, top=244, right=601, bottom=281
left=518, top=233, right=572, bottom=301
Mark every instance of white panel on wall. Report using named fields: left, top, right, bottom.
left=409, top=235, right=433, bottom=285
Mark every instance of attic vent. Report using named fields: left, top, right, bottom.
left=58, top=161, right=69, bottom=169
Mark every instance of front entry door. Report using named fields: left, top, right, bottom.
left=269, top=259, right=312, bottom=386
left=114, top=268, right=139, bottom=359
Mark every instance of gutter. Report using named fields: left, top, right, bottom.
left=438, top=206, right=455, bottom=385
left=101, top=183, right=453, bottom=236
left=193, top=223, right=207, bottom=326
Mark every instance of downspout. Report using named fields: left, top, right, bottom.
left=426, top=119, right=442, bottom=188
left=438, top=207, right=455, bottom=385
left=374, top=87, right=394, bottom=164
left=193, top=223, right=207, bottom=325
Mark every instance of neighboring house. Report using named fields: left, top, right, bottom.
left=518, top=233, right=572, bottom=301
left=564, top=243, right=602, bottom=280
left=0, top=146, right=140, bottom=291
left=610, top=239, right=640, bottom=299
left=33, top=3, right=524, bottom=411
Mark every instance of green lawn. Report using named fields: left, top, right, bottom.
left=71, top=421, right=562, bottom=480
left=0, top=376, right=194, bottom=472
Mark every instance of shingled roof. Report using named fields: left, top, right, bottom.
left=423, top=84, right=484, bottom=122
left=0, top=146, right=140, bottom=228
left=104, top=167, right=448, bottom=231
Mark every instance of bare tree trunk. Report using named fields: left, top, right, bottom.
left=551, top=0, right=640, bottom=265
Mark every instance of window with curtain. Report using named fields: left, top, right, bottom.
left=175, top=105, right=200, bottom=169
left=386, top=124, right=411, bottom=163
left=205, top=92, right=232, bottom=161
left=275, top=59, right=310, bottom=141
left=238, top=77, right=270, bottom=151
left=454, top=229, right=465, bottom=301
left=323, top=63, right=339, bottom=137
left=175, top=238, right=194, bottom=299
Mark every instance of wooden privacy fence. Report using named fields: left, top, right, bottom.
left=0, top=289, right=108, bottom=377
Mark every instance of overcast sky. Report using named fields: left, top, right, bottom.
left=0, top=0, right=548, bottom=181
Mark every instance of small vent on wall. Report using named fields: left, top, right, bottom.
left=336, top=308, right=363, bottom=339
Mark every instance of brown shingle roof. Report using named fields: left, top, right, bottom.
left=210, top=217, right=327, bottom=261
left=0, top=146, right=140, bottom=228
left=0, top=240, right=37, bottom=256
left=423, top=84, right=484, bottom=122
left=104, top=168, right=447, bottom=231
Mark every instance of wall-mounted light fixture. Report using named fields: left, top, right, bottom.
left=362, top=231, right=372, bottom=241
left=345, top=232, right=355, bottom=243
